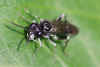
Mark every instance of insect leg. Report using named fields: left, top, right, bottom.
left=32, top=39, right=42, bottom=56
left=48, top=38, right=57, bottom=61
left=5, top=24, right=24, bottom=35
left=63, top=36, right=71, bottom=55
left=56, top=13, right=65, bottom=21
left=38, top=38, right=42, bottom=47
left=56, top=14, right=69, bottom=23
left=33, top=44, right=39, bottom=56
left=24, top=8, right=40, bottom=23
left=20, top=15, right=34, bottom=23
left=17, top=37, right=25, bottom=51
left=48, top=38, right=56, bottom=47
left=24, top=8, right=35, bottom=17
left=11, top=22, right=25, bottom=29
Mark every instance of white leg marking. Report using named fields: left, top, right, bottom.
left=29, top=34, right=35, bottom=40
left=56, top=13, right=65, bottom=21
left=60, top=13, right=65, bottom=19
left=48, top=39, right=56, bottom=47
left=67, top=35, right=71, bottom=40
left=38, top=38, right=42, bottom=47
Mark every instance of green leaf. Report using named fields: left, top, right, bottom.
left=0, top=0, right=100, bottom=67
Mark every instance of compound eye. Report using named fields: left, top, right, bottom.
left=40, top=20, right=52, bottom=32
left=44, top=22, right=52, bottom=32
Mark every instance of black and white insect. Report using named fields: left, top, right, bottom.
left=9, top=9, right=79, bottom=54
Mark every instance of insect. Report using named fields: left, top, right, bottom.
left=8, top=9, right=79, bottom=54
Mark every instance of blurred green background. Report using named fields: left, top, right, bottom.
left=0, top=0, right=100, bottom=67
